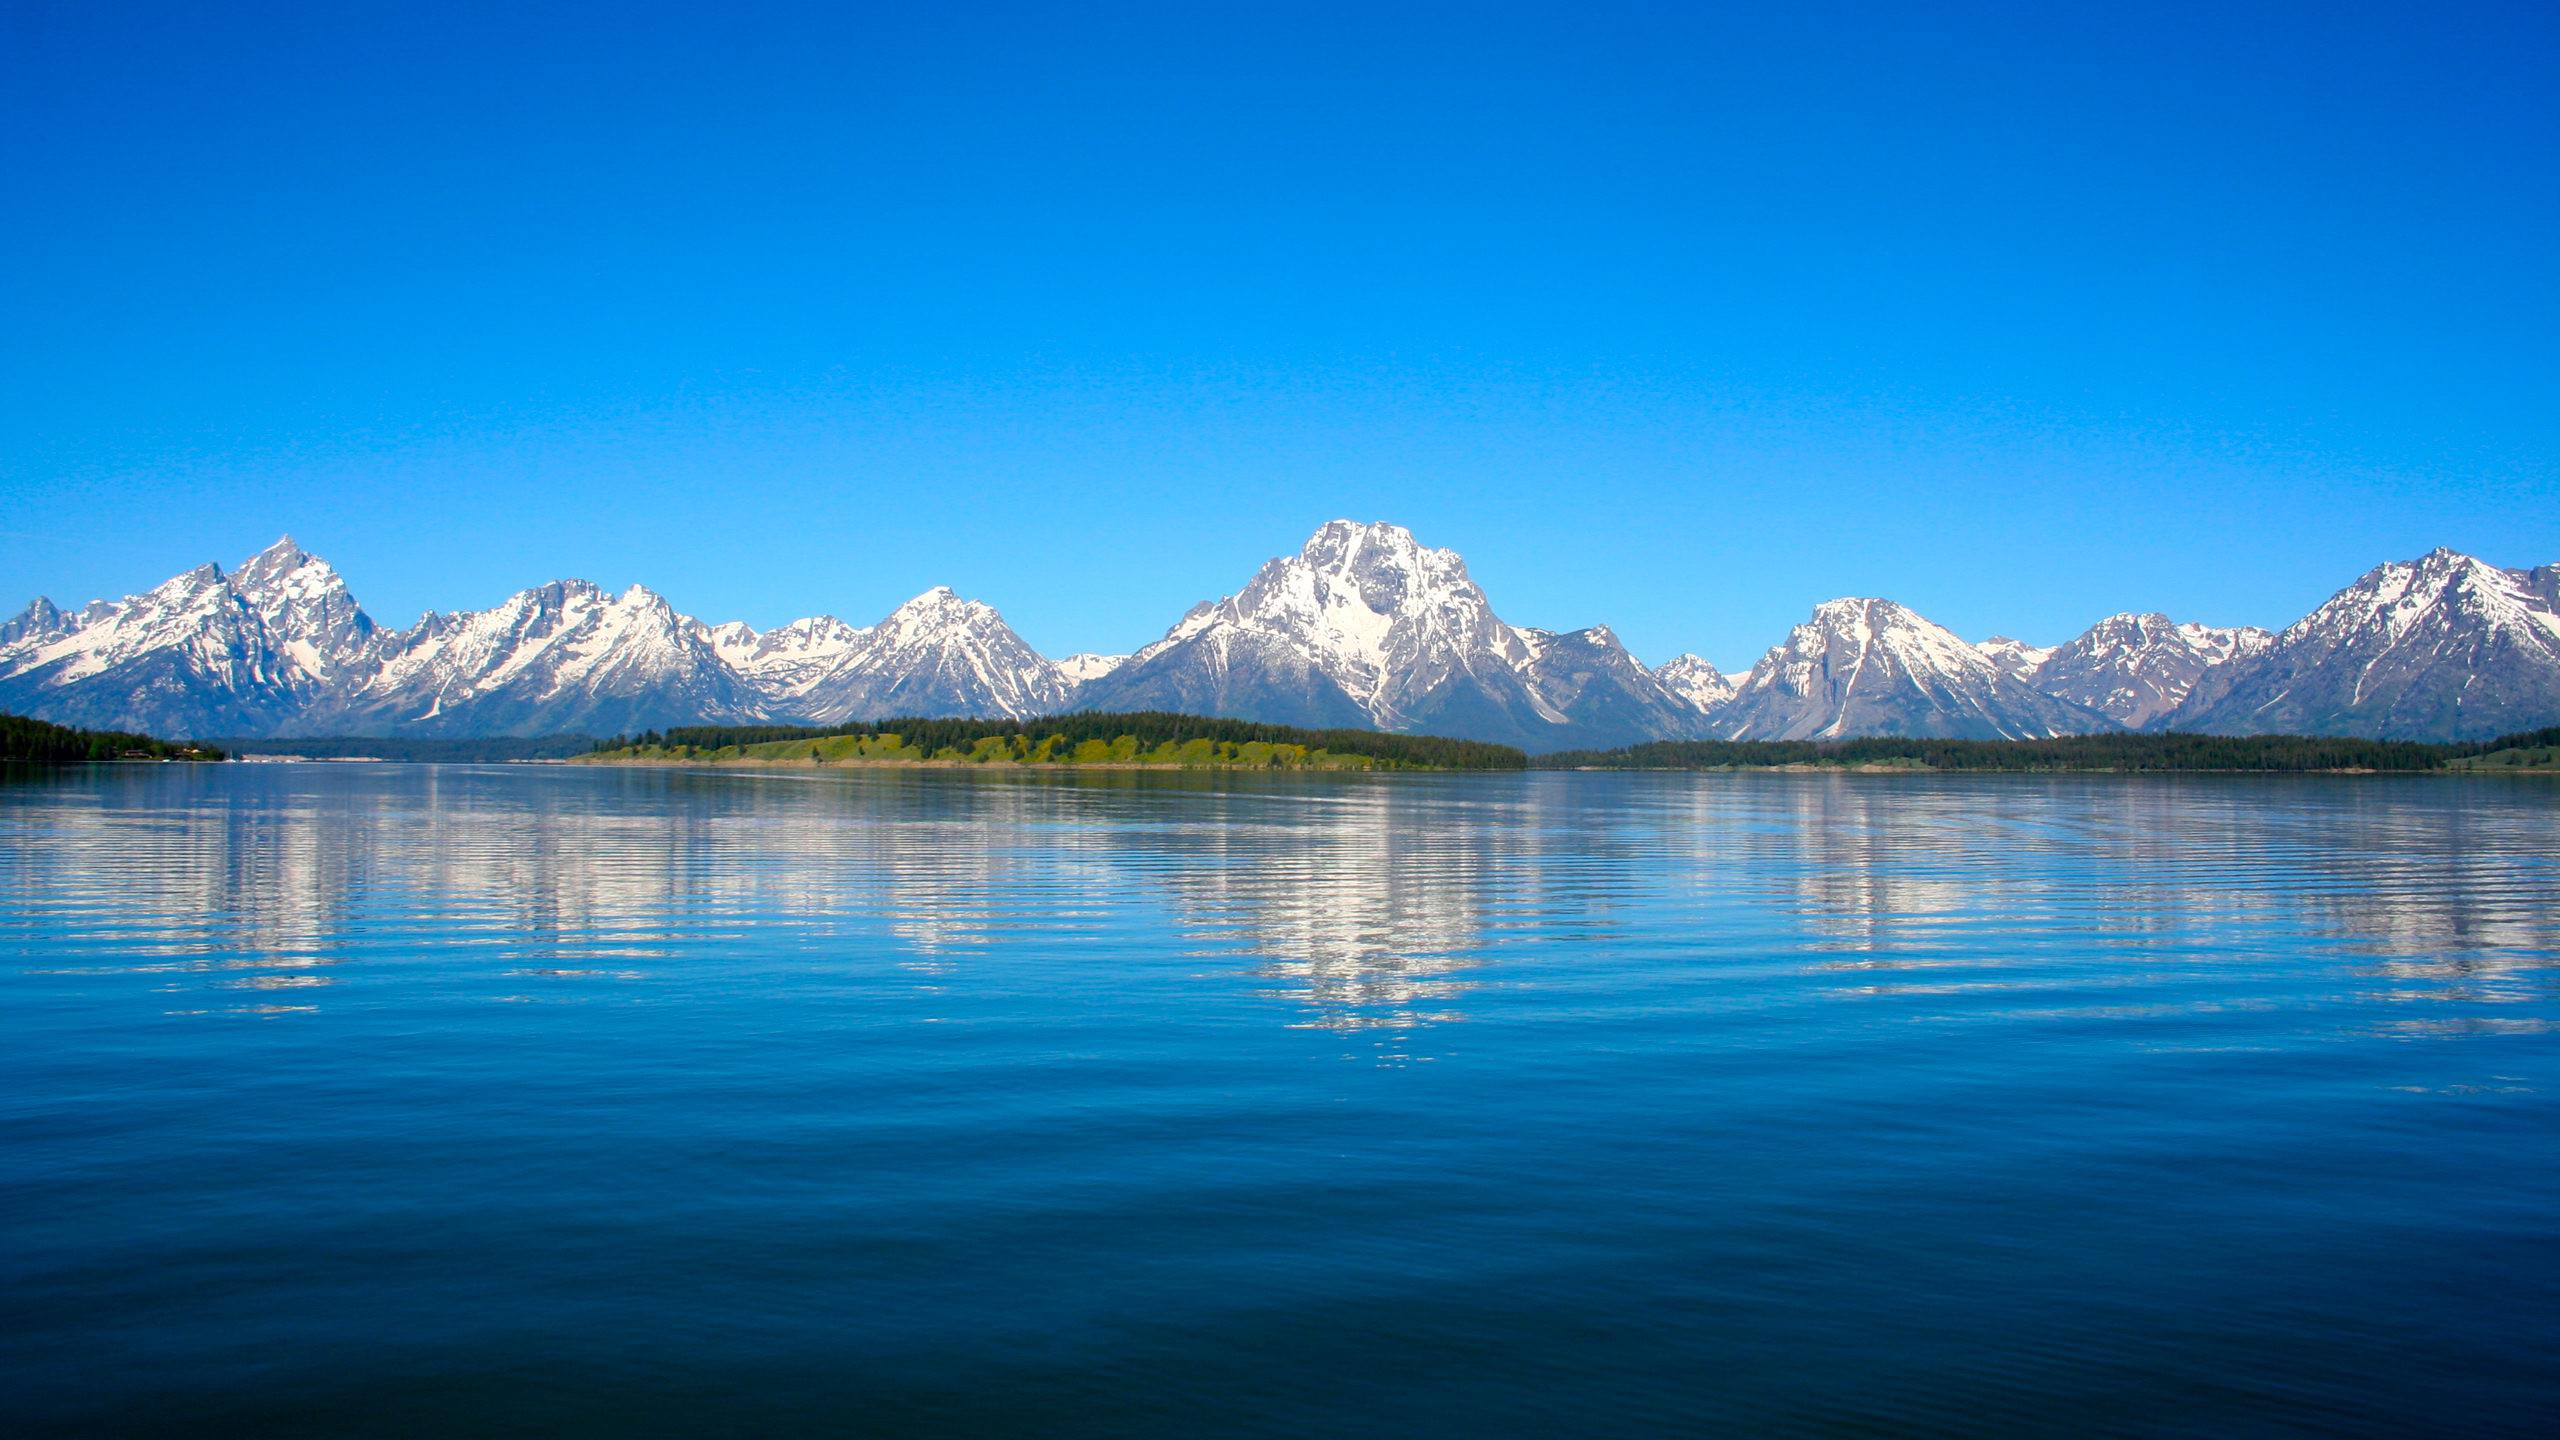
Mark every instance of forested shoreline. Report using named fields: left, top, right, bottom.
left=1, top=713, right=225, bottom=764
left=10, top=706, right=2555, bottom=774
left=1531, top=728, right=2560, bottom=773
left=583, top=712, right=1529, bottom=771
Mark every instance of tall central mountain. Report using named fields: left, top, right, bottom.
left=1713, top=598, right=2109, bottom=741
left=1074, top=520, right=1709, bottom=751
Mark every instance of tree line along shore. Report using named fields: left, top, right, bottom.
left=1531, top=728, right=2560, bottom=774
left=583, top=717, right=2560, bottom=774
left=579, top=713, right=1525, bottom=771
left=7, top=710, right=2556, bottom=773
left=1, top=713, right=225, bottom=764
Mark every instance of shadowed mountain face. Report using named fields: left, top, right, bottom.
left=1071, top=521, right=1710, bottom=752
left=2, top=532, right=2553, bottom=744
left=2168, top=549, right=2560, bottom=741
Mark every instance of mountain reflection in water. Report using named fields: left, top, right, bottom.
left=4, top=764, right=2556, bottom=1436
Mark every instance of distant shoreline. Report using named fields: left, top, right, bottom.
left=570, top=753, right=2556, bottom=777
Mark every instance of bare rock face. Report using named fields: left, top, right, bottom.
left=1714, top=598, right=2111, bottom=741
left=1654, top=653, right=1740, bottom=718
left=2169, top=549, right=2560, bottom=741
left=2028, top=614, right=2271, bottom=729
left=1974, top=636, right=2055, bottom=682
left=0, top=538, right=379, bottom=736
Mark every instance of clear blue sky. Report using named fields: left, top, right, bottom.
left=3, top=2, right=2553, bottom=667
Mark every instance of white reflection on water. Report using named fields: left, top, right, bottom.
left=3, top=766, right=2555, bottom=1046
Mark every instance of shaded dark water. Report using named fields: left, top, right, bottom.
left=3, top=764, right=2556, bottom=1436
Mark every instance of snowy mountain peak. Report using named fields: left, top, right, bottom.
left=876, top=586, right=1005, bottom=643
left=2169, top=548, right=2560, bottom=739
left=0, top=539, right=382, bottom=734
left=1301, top=518, right=1427, bottom=566
left=1975, top=635, right=2056, bottom=681
left=1057, top=652, right=1128, bottom=684
left=8, top=529, right=2555, bottom=747
left=1654, top=653, right=1739, bottom=716
left=2027, top=612, right=2271, bottom=729
left=1078, top=519, right=1706, bottom=750
left=1715, top=596, right=2105, bottom=741
left=2, top=597, right=67, bottom=647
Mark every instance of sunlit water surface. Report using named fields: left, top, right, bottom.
left=3, top=764, right=2556, bottom=1436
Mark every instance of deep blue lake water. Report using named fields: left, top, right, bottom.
left=2, top=763, right=2556, bottom=1436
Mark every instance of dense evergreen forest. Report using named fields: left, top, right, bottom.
left=1533, top=727, right=2560, bottom=773
left=1, top=713, right=225, bottom=764
left=588, top=712, right=1527, bottom=771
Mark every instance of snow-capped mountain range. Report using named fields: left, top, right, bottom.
left=4, top=526, right=2555, bottom=748
left=1073, top=520, right=1707, bottom=750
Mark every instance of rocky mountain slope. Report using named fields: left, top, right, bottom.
left=1713, top=598, right=2110, bottom=741
left=2168, top=549, right=2560, bottom=740
left=0, top=538, right=376, bottom=735
left=1653, top=653, right=1741, bottom=716
left=1073, top=521, right=1709, bottom=751
left=2029, top=614, right=2271, bottom=729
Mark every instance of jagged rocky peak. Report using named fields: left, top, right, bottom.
left=228, top=535, right=380, bottom=677
left=1079, top=518, right=1704, bottom=750
left=1, top=596, right=67, bottom=647
left=877, top=585, right=998, bottom=640
left=231, top=533, right=312, bottom=587
left=1057, top=652, right=1128, bottom=685
left=725, top=585, right=1071, bottom=725
left=1975, top=635, right=2055, bottom=681
left=2030, top=612, right=2270, bottom=729
left=2168, top=547, right=2560, bottom=740
left=1714, top=596, right=2109, bottom=741
left=0, top=538, right=381, bottom=735
left=1223, top=519, right=1517, bottom=687
left=1653, top=653, right=1739, bottom=715
left=313, top=573, right=762, bottom=738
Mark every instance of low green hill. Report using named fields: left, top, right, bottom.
left=581, top=711, right=1526, bottom=771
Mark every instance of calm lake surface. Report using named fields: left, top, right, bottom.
left=3, top=764, right=2556, bottom=1436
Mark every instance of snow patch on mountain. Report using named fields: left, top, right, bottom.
left=1654, top=653, right=1739, bottom=716
left=1975, top=636, right=2055, bottom=682
left=1079, top=520, right=1705, bottom=750
left=2029, top=613, right=2270, bottom=729
left=1057, top=652, right=1128, bottom=684
left=2170, top=548, right=2560, bottom=740
left=1715, top=597, right=2109, bottom=741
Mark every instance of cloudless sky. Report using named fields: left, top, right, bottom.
left=3, top=1, right=2554, bottom=667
